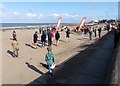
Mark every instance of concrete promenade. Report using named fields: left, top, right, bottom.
left=29, top=31, right=115, bottom=85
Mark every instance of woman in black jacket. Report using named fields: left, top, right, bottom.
left=41, top=31, right=46, bottom=47
left=33, top=31, right=38, bottom=49
left=66, top=29, right=70, bottom=42
left=55, top=31, right=60, bottom=46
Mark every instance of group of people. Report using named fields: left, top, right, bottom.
left=92, top=26, right=102, bottom=40
left=74, top=24, right=103, bottom=41
left=74, top=23, right=117, bottom=41
left=79, top=25, right=102, bottom=40
left=33, top=29, right=61, bottom=48
left=32, top=28, right=70, bottom=78
left=33, top=27, right=71, bottom=48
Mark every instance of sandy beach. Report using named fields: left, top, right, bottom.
left=2, top=26, right=107, bottom=84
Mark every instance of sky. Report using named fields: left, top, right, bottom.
left=0, top=2, right=118, bottom=23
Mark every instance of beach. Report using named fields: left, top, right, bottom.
left=2, top=26, right=107, bottom=84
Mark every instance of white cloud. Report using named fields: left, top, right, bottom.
left=26, top=13, right=37, bottom=17
left=72, top=14, right=79, bottom=18
left=62, top=14, right=69, bottom=17
left=51, top=13, right=60, bottom=17
left=49, top=13, right=80, bottom=18
left=61, top=14, right=80, bottom=18
left=2, top=11, right=83, bottom=23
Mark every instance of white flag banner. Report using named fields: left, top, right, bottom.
left=79, top=17, right=86, bottom=31
left=56, top=17, right=62, bottom=30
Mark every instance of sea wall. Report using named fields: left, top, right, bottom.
left=104, top=32, right=120, bottom=85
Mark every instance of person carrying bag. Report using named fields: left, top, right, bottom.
left=45, top=46, right=56, bottom=78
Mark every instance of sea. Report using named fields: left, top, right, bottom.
left=0, top=23, right=75, bottom=29
left=0, top=23, right=57, bottom=29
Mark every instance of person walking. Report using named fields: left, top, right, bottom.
left=98, top=27, right=101, bottom=38
left=48, top=30, right=52, bottom=46
left=81, top=26, right=85, bottom=36
left=12, top=38, right=19, bottom=57
left=51, top=30, right=54, bottom=42
left=12, top=30, right=16, bottom=39
left=66, top=28, right=70, bottom=42
left=45, top=46, right=56, bottom=78
left=89, top=28, right=92, bottom=40
left=106, top=24, right=110, bottom=32
left=41, top=31, right=46, bottom=47
left=33, top=31, right=38, bottom=49
left=39, top=28, right=42, bottom=34
left=93, top=27, right=97, bottom=37
left=55, top=31, right=60, bottom=46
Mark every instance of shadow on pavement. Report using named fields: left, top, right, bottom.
left=26, top=62, right=44, bottom=75
left=40, top=63, right=48, bottom=70
left=52, top=43, right=57, bottom=46
left=59, top=39, right=66, bottom=43
left=37, top=41, right=42, bottom=44
left=7, top=50, right=15, bottom=58
left=25, top=43, right=36, bottom=49
left=77, top=37, right=88, bottom=40
left=37, top=44, right=42, bottom=48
